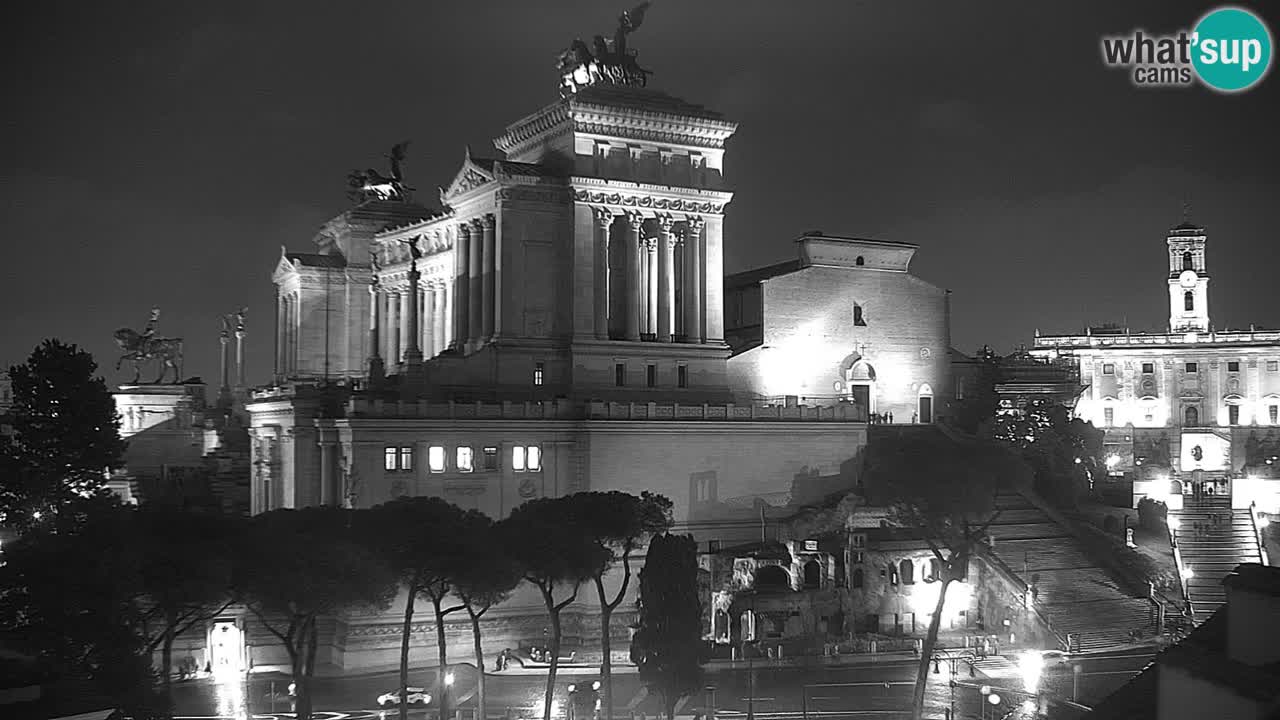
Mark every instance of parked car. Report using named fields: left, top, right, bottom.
left=377, top=687, right=433, bottom=708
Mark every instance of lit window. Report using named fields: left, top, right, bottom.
left=1185, top=362, right=1198, bottom=374
left=646, top=364, right=656, bottom=388
left=399, top=447, right=413, bottom=471
left=1142, top=362, right=1154, bottom=374
left=511, top=445, right=542, bottom=472
left=483, top=447, right=498, bottom=471
left=1102, top=363, right=1115, bottom=376
left=456, top=446, right=473, bottom=472
left=385, top=447, right=397, bottom=471
left=615, top=363, right=626, bottom=386
left=677, top=365, right=688, bottom=388
left=527, top=445, right=542, bottom=471
left=428, top=446, right=445, bottom=473
left=1227, top=361, right=1240, bottom=373
left=534, top=362, right=544, bottom=386
left=512, top=446, right=526, bottom=472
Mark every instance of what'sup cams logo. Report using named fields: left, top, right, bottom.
left=1101, top=6, right=1272, bottom=92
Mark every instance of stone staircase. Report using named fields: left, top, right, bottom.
left=986, top=493, right=1156, bottom=653
left=1170, top=495, right=1264, bottom=624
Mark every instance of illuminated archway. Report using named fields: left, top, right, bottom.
left=840, top=354, right=877, bottom=415
left=755, top=564, right=791, bottom=591
left=917, top=383, right=934, bottom=424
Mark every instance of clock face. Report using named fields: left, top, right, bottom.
left=1179, top=270, right=1198, bottom=288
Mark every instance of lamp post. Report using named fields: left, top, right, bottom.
left=979, top=685, right=991, bottom=720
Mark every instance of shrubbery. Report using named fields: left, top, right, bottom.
left=1137, top=498, right=1169, bottom=531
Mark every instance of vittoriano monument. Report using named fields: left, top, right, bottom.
left=557, top=1, right=653, bottom=96
left=347, top=141, right=412, bottom=202
left=114, top=307, right=184, bottom=384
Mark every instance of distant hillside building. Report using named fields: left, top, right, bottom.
left=1031, top=221, right=1280, bottom=515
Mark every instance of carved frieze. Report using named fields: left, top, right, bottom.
left=573, top=189, right=725, bottom=215
left=444, top=481, right=486, bottom=497
left=496, top=187, right=574, bottom=206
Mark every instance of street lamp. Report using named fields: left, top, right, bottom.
left=979, top=685, right=991, bottom=720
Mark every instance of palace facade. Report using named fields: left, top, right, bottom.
left=1031, top=222, right=1280, bottom=514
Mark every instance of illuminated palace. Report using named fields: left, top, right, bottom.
left=231, top=24, right=958, bottom=674
left=1031, top=221, right=1280, bottom=514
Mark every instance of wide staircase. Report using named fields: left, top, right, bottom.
left=985, top=492, right=1157, bottom=653
left=1170, top=494, right=1264, bottom=624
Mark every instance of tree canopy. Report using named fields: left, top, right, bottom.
left=1, top=340, right=126, bottom=526
left=630, top=533, right=704, bottom=720
left=995, top=399, right=1102, bottom=508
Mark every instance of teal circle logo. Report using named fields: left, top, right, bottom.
left=1192, top=6, right=1273, bottom=92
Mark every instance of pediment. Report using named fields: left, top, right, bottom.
left=272, top=247, right=299, bottom=282
left=440, top=148, right=496, bottom=203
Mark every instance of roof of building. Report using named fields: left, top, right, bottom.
left=286, top=252, right=347, bottom=269
left=725, top=260, right=802, bottom=288
left=470, top=157, right=564, bottom=179
left=570, top=84, right=729, bottom=122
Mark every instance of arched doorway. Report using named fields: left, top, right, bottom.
left=713, top=609, right=729, bottom=641
left=841, top=356, right=877, bottom=416
left=1184, top=405, right=1199, bottom=427
left=803, top=560, right=821, bottom=589
left=851, top=567, right=864, bottom=588
left=755, top=564, right=790, bottom=591
left=917, top=383, right=934, bottom=424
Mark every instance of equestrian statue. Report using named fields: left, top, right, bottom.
left=348, top=141, right=412, bottom=202
left=114, top=307, right=185, bottom=384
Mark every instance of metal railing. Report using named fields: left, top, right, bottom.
left=972, top=544, right=1066, bottom=651
left=1168, top=521, right=1194, bottom=620
left=1249, top=501, right=1270, bottom=566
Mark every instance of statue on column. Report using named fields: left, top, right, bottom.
left=558, top=2, right=653, bottom=96
left=114, top=307, right=184, bottom=384
left=370, top=250, right=382, bottom=288
left=401, top=236, right=424, bottom=262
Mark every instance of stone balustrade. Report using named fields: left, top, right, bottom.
left=341, top=397, right=868, bottom=422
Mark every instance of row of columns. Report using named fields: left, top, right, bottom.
left=592, top=209, right=705, bottom=343
left=370, top=282, right=453, bottom=365
left=455, top=214, right=498, bottom=350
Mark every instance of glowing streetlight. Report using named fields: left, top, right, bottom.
left=988, top=693, right=1001, bottom=705
left=591, top=681, right=601, bottom=692
left=1183, top=566, right=1195, bottom=579
left=444, top=671, right=455, bottom=686
left=1022, top=699, right=1037, bottom=713
left=1019, top=651, right=1044, bottom=693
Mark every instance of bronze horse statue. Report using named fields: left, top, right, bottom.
left=114, top=327, right=184, bottom=384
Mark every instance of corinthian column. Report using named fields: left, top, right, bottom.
left=646, top=238, right=658, bottom=337
left=624, top=212, right=643, bottom=342
left=432, top=284, right=446, bottom=355
left=368, top=282, right=384, bottom=382
left=683, top=217, right=705, bottom=343
left=468, top=219, right=483, bottom=345
left=657, top=215, right=676, bottom=342
left=454, top=224, right=471, bottom=351
left=404, top=261, right=422, bottom=364
left=593, top=207, right=613, bottom=340
left=481, top=214, right=496, bottom=340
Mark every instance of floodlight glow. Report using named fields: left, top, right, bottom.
left=568, top=684, right=576, bottom=694
left=1168, top=517, right=1179, bottom=532
left=1019, top=651, right=1044, bottom=693
left=445, top=671, right=455, bottom=686
left=988, top=693, right=1001, bottom=705
left=1258, top=515, right=1270, bottom=529
left=1023, top=699, right=1037, bottom=712
left=592, top=681, right=601, bottom=691
left=1184, top=566, right=1195, bottom=579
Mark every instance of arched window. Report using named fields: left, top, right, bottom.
left=1184, top=291, right=1194, bottom=311
left=855, top=256, right=865, bottom=266
left=927, top=558, right=942, bottom=582
left=1184, top=405, right=1199, bottom=427
left=899, top=559, right=915, bottom=585
left=803, top=560, right=821, bottom=589
left=1183, top=251, right=1193, bottom=270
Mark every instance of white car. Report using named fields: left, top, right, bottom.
left=378, top=687, right=432, bottom=707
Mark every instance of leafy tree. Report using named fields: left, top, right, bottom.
left=235, top=507, right=397, bottom=720
left=995, top=399, right=1102, bottom=508
left=132, top=508, right=238, bottom=710
left=365, top=497, right=478, bottom=720
left=1, top=340, right=126, bottom=527
left=452, top=513, right=522, bottom=720
left=571, top=491, right=673, bottom=720
left=864, top=429, right=1027, bottom=720
left=629, top=533, right=705, bottom=720
left=501, top=496, right=611, bottom=720
left=0, top=495, right=162, bottom=717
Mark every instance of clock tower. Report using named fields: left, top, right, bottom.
left=1166, top=220, right=1210, bottom=333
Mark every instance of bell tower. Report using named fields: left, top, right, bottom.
left=1167, top=220, right=1210, bottom=333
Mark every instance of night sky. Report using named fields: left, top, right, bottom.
left=4, top=1, right=1278, bottom=387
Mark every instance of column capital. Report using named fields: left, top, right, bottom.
left=482, top=213, right=496, bottom=230
left=685, top=215, right=706, bottom=233
left=626, top=211, right=645, bottom=231
left=657, top=214, right=677, bottom=234
left=592, top=206, right=615, bottom=229
left=458, top=221, right=473, bottom=237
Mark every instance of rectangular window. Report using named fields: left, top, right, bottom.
left=646, top=364, right=656, bottom=388
left=1271, top=406, right=1278, bottom=424
left=512, top=445, right=542, bottom=472
left=852, top=551, right=865, bottom=565
left=677, top=365, right=688, bottom=388
left=851, top=534, right=866, bottom=549
left=1102, top=363, right=1115, bottom=376
left=708, top=540, right=721, bottom=553
left=1142, top=362, right=1155, bottom=374
left=1268, top=360, right=1279, bottom=372
left=615, top=363, right=626, bottom=386
left=512, top=446, right=526, bottom=472
left=428, top=446, right=446, bottom=473
left=398, top=447, right=413, bottom=471
left=456, top=446, right=473, bottom=472
left=1185, top=362, right=1198, bottom=374
left=534, top=362, right=544, bottom=386
left=1228, top=405, right=1240, bottom=426
left=1104, top=407, right=1115, bottom=427
left=955, top=378, right=965, bottom=400
left=385, top=447, right=398, bottom=471
left=483, top=446, right=498, bottom=471
left=1227, top=361, right=1240, bottom=373
left=527, top=445, right=542, bottom=471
